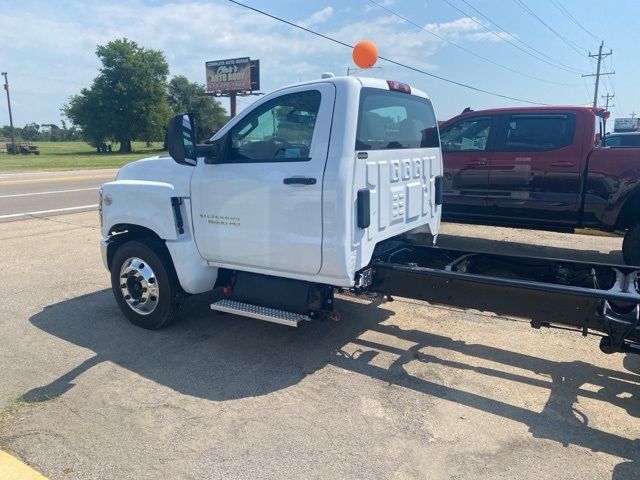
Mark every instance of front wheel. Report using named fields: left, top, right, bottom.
left=110, top=240, right=181, bottom=329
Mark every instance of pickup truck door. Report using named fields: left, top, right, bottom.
left=486, top=113, right=583, bottom=226
left=190, top=84, right=335, bottom=275
left=440, top=116, right=496, bottom=219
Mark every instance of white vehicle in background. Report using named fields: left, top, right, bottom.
left=603, top=131, right=640, bottom=148
left=99, top=75, right=443, bottom=329
left=613, top=117, right=640, bottom=133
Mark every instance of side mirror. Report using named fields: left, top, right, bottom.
left=167, top=113, right=197, bottom=166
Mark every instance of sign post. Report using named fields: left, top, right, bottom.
left=205, top=57, right=261, bottom=118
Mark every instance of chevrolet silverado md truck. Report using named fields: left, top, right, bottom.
left=100, top=75, right=640, bottom=356
left=100, top=76, right=443, bottom=329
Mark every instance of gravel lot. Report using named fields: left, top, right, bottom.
left=0, top=213, right=638, bottom=479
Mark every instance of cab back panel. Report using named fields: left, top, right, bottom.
left=353, top=148, right=441, bottom=268
left=351, top=87, right=442, bottom=272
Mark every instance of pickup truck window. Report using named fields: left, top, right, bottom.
left=227, top=90, right=321, bottom=163
left=603, top=134, right=640, bottom=147
left=500, top=114, right=575, bottom=152
left=440, top=117, right=492, bottom=152
left=356, top=88, right=438, bottom=150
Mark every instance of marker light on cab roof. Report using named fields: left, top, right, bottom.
left=386, top=80, right=411, bottom=94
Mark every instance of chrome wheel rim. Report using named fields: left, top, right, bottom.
left=119, top=257, right=160, bottom=315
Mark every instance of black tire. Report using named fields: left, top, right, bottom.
left=110, top=240, right=181, bottom=329
left=622, top=223, right=640, bottom=266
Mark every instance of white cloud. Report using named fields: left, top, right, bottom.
left=299, top=6, right=334, bottom=28
left=423, top=17, right=512, bottom=43
left=364, top=0, right=398, bottom=12
left=0, top=1, right=510, bottom=124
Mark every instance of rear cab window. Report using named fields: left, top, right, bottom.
left=356, top=87, right=439, bottom=150
left=499, top=114, right=576, bottom=151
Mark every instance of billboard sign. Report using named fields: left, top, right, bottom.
left=206, top=57, right=252, bottom=93
left=614, top=117, right=640, bottom=132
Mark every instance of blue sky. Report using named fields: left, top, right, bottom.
left=0, top=0, right=637, bottom=126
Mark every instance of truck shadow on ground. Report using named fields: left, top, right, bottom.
left=438, top=232, right=625, bottom=264
left=26, top=290, right=640, bottom=479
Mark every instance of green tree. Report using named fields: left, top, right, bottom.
left=64, top=39, right=171, bottom=152
left=1, top=125, right=23, bottom=141
left=22, top=122, right=40, bottom=141
left=167, top=76, right=228, bottom=141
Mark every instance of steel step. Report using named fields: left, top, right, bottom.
left=210, top=299, right=310, bottom=327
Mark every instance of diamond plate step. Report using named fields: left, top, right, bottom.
left=210, top=299, right=310, bottom=327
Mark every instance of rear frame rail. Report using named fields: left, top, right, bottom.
left=367, top=242, right=640, bottom=355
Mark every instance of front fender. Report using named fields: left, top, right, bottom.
left=101, top=185, right=219, bottom=294
left=101, top=180, right=180, bottom=240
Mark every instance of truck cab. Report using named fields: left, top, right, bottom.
left=100, top=75, right=443, bottom=329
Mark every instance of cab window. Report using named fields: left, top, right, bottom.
left=227, top=90, right=321, bottom=162
left=356, top=88, right=439, bottom=150
left=604, top=134, right=640, bottom=147
left=500, top=114, right=575, bottom=151
left=440, top=117, right=492, bottom=152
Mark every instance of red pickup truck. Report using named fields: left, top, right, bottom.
left=439, top=106, right=640, bottom=264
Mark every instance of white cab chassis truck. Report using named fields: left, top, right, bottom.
left=100, top=76, right=443, bottom=329
left=100, top=75, right=640, bottom=356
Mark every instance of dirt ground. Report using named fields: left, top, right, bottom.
left=0, top=213, right=638, bottom=479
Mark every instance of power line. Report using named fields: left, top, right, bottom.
left=603, top=57, right=623, bottom=116
left=458, top=0, right=587, bottom=73
left=581, top=76, right=593, bottom=105
left=367, top=0, right=575, bottom=87
left=512, top=0, right=588, bottom=58
left=227, top=0, right=549, bottom=105
left=443, top=0, right=586, bottom=75
left=548, top=0, right=600, bottom=42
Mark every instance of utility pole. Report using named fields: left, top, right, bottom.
left=229, top=91, right=237, bottom=118
left=630, top=112, right=637, bottom=119
left=601, top=93, right=615, bottom=132
left=1, top=72, right=16, bottom=155
left=601, top=93, right=615, bottom=111
left=582, top=42, right=614, bottom=108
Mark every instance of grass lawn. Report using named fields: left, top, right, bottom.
left=0, top=141, right=166, bottom=171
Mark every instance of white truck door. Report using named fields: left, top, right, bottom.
left=191, top=83, right=336, bottom=275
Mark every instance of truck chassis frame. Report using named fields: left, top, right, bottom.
left=365, top=241, right=640, bottom=356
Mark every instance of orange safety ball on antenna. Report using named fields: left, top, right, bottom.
left=352, top=40, right=378, bottom=69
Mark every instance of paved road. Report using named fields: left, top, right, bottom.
left=0, top=170, right=117, bottom=222
left=0, top=214, right=637, bottom=480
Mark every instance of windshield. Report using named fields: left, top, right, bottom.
left=356, top=87, right=439, bottom=150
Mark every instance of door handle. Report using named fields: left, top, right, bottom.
left=551, top=161, right=575, bottom=167
left=465, top=160, right=487, bottom=166
left=283, top=176, right=317, bottom=185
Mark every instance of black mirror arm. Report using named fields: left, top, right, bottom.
left=197, top=142, right=223, bottom=164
